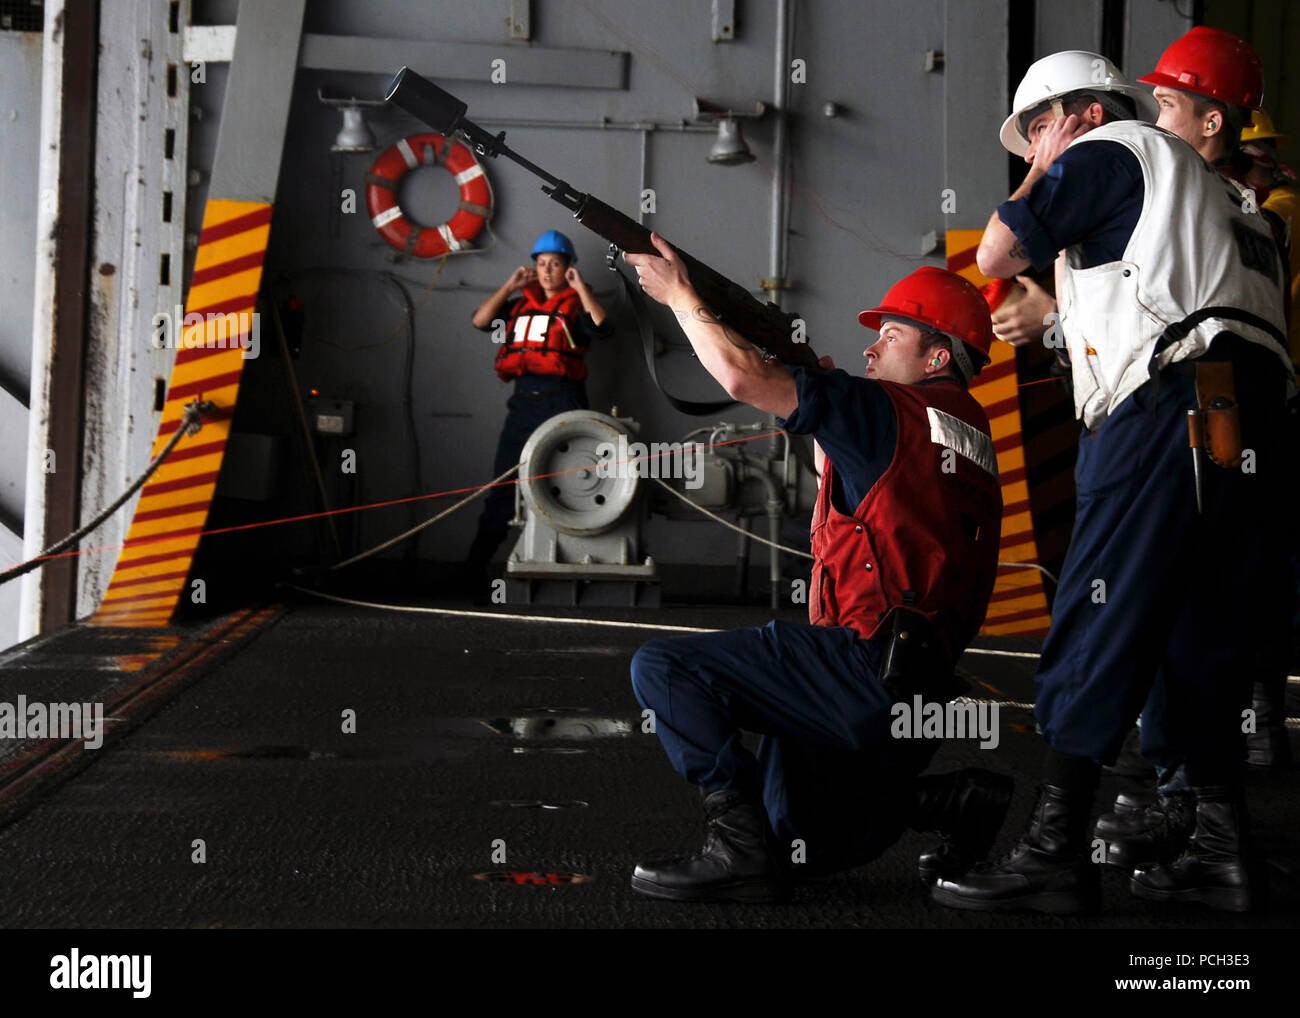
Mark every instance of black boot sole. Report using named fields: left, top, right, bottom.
left=916, top=771, right=1015, bottom=885
left=630, top=872, right=789, bottom=903
left=1101, top=840, right=1161, bottom=872
left=930, top=881, right=1098, bottom=915
left=1128, top=877, right=1252, bottom=913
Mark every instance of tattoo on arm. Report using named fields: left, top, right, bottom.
left=672, top=305, right=721, bottom=324
left=676, top=304, right=752, bottom=351
left=1009, top=238, right=1028, bottom=262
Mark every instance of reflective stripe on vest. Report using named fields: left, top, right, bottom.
left=808, top=380, right=1002, bottom=660
left=494, top=283, right=589, bottom=381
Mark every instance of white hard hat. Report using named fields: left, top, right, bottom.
left=1001, top=50, right=1159, bottom=156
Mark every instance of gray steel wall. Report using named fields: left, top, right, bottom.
left=78, top=0, right=190, bottom=618
left=174, top=0, right=1192, bottom=571
left=0, top=29, right=44, bottom=647
left=0, top=0, right=1198, bottom=648
left=193, top=0, right=1019, bottom=569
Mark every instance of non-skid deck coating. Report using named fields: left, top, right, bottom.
left=0, top=598, right=1295, bottom=929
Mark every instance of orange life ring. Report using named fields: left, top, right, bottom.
left=365, top=134, right=493, bottom=258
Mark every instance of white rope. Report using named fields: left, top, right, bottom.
left=651, top=477, right=815, bottom=560
left=651, top=478, right=1061, bottom=592
left=284, top=588, right=1300, bottom=721
left=996, top=560, right=1061, bottom=586
left=330, top=464, right=520, bottom=571
left=288, top=585, right=718, bottom=633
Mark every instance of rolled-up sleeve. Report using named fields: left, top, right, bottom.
left=997, top=192, right=1062, bottom=273
left=997, top=139, right=1144, bottom=271
left=777, top=367, right=898, bottom=508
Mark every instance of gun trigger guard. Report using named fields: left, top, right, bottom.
left=605, top=243, right=622, bottom=270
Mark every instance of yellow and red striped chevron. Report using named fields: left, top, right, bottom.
left=947, top=229, right=1053, bottom=637
left=92, top=199, right=271, bottom=628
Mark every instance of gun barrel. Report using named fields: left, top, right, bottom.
left=385, top=66, right=466, bottom=135
left=575, top=195, right=820, bottom=369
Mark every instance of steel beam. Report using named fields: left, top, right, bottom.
left=184, top=28, right=628, bottom=90
left=209, top=1, right=308, bottom=202
left=90, top=0, right=306, bottom=628
left=36, top=0, right=99, bottom=633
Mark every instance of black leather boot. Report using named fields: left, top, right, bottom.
left=930, top=783, right=1099, bottom=914
left=1093, top=790, right=1194, bottom=871
left=913, top=769, right=1014, bottom=884
left=631, top=787, right=788, bottom=903
left=1245, top=678, right=1293, bottom=768
left=1129, top=786, right=1257, bottom=913
left=1104, top=727, right=1156, bottom=779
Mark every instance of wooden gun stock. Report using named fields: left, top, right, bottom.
left=575, top=196, right=821, bottom=371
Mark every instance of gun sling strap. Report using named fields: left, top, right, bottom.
left=607, top=252, right=821, bottom=480
left=607, top=251, right=738, bottom=416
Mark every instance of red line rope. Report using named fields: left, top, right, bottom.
left=11, top=429, right=790, bottom=571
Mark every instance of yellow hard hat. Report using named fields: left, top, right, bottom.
left=1242, top=109, right=1288, bottom=145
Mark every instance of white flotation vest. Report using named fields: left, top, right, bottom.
left=1055, top=121, right=1290, bottom=429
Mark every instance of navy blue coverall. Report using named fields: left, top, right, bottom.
left=999, top=140, right=1291, bottom=782
left=630, top=369, right=949, bottom=876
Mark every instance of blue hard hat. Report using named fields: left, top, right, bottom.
left=531, top=230, right=576, bottom=263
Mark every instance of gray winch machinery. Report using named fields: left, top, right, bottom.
left=505, top=409, right=819, bottom=608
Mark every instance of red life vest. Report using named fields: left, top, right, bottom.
left=494, top=283, right=590, bottom=382
left=809, top=379, right=1003, bottom=662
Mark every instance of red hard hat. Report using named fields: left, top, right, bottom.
left=1138, top=26, right=1264, bottom=110
left=858, top=267, right=993, bottom=361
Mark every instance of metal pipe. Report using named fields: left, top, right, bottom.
left=707, top=420, right=768, bottom=453
left=768, top=0, right=791, bottom=304
left=734, top=513, right=751, bottom=599
left=20, top=0, right=69, bottom=640
left=734, top=460, right=786, bottom=612
left=767, top=0, right=793, bottom=463
left=674, top=426, right=717, bottom=445
left=477, top=117, right=715, bottom=134
left=767, top=499, right=782, bottom=611
left=638, top=128, right=648, bottom=226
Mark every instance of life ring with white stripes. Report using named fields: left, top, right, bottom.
left=365, top=134, right=493, bottom=258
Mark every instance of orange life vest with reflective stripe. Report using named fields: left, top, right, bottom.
left=494, top=283, right=589, bottom=382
